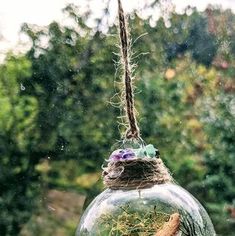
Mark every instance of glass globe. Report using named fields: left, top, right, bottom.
left=76, top=183, right=216, bottom=236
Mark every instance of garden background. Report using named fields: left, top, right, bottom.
left=0, top=1, right=235, bottom=235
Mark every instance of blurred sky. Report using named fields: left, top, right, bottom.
left=0, top=0, right=235, bottom=59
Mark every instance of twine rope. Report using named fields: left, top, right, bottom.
left=103, top=158, right=173, bottom=190
left=103, top=0, right=173, bottom=191
left=118, top=0, right=140, bottom=140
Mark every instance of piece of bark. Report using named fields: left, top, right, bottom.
left=155, top=213, right=180, bottom=236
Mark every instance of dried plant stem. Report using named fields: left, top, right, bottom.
left=155, top=213, right=180, bottom=236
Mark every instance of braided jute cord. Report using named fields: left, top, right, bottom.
left=118, top=0, right=140, bottom=140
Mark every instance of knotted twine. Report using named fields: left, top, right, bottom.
left=103, top=0, right=172, bottom=190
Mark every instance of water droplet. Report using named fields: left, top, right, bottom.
left=20, top=83, right=25, bottom=91
left=186, top=7, right=193, bottom=16
left=173, top=28, right=179, bottom=34
left=48, top=205, right=56, bottom=211
left=165, top=20, right=171, bottom=28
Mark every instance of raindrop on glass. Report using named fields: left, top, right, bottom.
left=165, top=20, right=171, bottom=28
left=173, top=27, right=179, bottom=34
left=186, top=7, right=193, bottom=16
left=20, top=83, right=25, bottom=91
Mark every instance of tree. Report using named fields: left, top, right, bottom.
left=0, top=55, right=39, bottom=235
left=0, top=4, right=234, bottom=235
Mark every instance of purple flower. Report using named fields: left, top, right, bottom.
left=109, top=149, right=136, bottom=161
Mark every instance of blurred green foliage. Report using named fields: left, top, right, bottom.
left=0, top=3, right=235, bottom=236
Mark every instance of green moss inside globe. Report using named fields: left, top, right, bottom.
left=76, top=183, right=216, bottom=236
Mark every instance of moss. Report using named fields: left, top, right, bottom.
left=96, top=204, right=171, bottom=236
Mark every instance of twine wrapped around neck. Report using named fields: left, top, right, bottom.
left=102, top=158, right=173, bottom=190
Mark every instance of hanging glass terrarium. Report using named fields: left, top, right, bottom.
left=76, top=1, right=216, bottom=235
left=76, top=145, right=216, bottom=236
